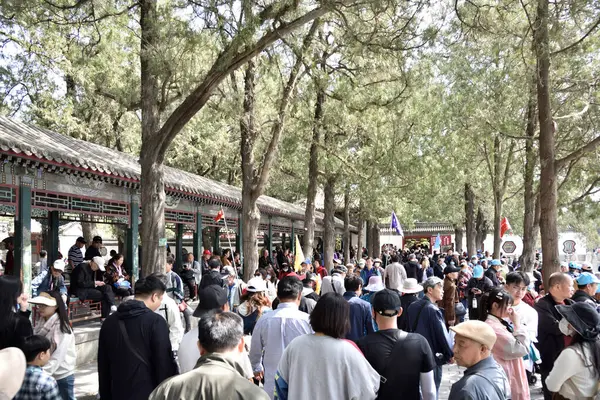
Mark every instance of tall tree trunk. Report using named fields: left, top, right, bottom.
left=136, top=1, right=325, bottom=277
left=535, top=0, right=560, bottom=287
left=520, top=77, right=538, bottom=271
left=475, top=207, right=487, bottom=252
left=454, top=225, right=464, bottom=254
left=81, top=221, right=98, bottom=245
left=242, top=199, right=261, bottom=279
left=238, top=21, right=318, bottom=281
left=372, top=224, right=381, bottom=259
left=357, top=200, right=364, bottom=258
left=493, top=200, right=502, bottom=258
left=323, top=176, right=336, bottom=271
left=465, top=183, right=476, bottom=256
left=492, top=136, right=503, bottom=258
left=366, top=220, right=373, bottom=258
left=240, top=62, right=261, bottom=281
left=343, top=185, right=351, bottom=263
left=303, top=87, right=325, bottom=258
left=139, top=0, right=165, bottom=276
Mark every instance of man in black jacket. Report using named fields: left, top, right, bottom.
left=466, top=265, right=493, bottom=321
left=433, top=257, right=445, bottom=280
left=572, top=272, right=600, bottom=309
left=84, top=235, right=103, bottom=260
left=404, top=254, right=423, bottom=282
left=98, top=275, right=178, bottom=400
left=484, top=259, right=502, bottom=286
left=199, top=257, right=224, bottom=289
left=534, top=272, right=574, bottom=400
left=71, top=256, right=115, bottom=319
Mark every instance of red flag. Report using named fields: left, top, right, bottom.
left=500, top=217, right=512, bottom=237
left=214, top=209, right=224, bottom=222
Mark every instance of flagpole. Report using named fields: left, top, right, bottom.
left=220, top=207, right=236, bottom=269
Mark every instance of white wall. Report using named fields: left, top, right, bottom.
left=482, top=234, right=523, bottom=257
left=558, top=231, right=588, bottom=262
left=380, top=234, right=403, bottom=249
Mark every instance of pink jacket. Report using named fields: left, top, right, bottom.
left=486, top=315, right=530, bottom=400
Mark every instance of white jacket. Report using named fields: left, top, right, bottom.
left=155, top=294, right=184, bottom=351
left=34, top=313, right=77, bottom=380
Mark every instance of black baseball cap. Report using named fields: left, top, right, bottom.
left=92, top=236, right=103, bottom=243
left=371, top=289, right=402, bottom=317
left=76, top=236, right=86, bottom=244
left=444, top=265, right=461, bottom=274
left=193, top=285, right=228, bottom=318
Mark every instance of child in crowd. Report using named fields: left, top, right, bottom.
left=13, top=335, right=61, bottom=400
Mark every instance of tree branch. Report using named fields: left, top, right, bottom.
left=555, top=135, right=600, bottom=170
left=553, top=103, right=589, bottom=120
left=551, top=15, right=600, bottom=56
left=567, top=176, right=600, bottom=205
left=157, top=5, right=330, bottom=157
left=254, top=19, right=320, bottom=195
left=557, top=158, right=580, bottom=192
left=482, top=141, right=495, bottom=188
left=501, top=140, right=516, bottom=196
left=42, top=0, right=91, bottom=10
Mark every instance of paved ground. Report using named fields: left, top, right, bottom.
left=75, top=360, right=544, bottom=399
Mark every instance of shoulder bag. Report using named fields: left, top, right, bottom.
left=118, top=319, right=150, bottom=368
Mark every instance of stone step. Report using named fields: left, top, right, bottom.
left=74, top=322, right=102, bottom=367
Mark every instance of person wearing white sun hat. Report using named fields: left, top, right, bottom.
left=398, top=278, right=423, bottom=331
left=32, top=259, right=68, bottom=303
left=237, top=277, right=272, bottom=335
left=361, top=275, right=385, bottom=304
left=29, top=291, right=77, bottom=400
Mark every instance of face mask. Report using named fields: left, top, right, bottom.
left=559, top=318, right=575, bottom=336
left=266, top=275, right=271, bottom=280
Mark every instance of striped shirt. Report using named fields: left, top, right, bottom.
left=67, top=244, right=84, bottom=272
left=13, top=365, right=61, bottom=400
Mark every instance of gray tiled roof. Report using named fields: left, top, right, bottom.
left=0, top=116, right=349, bottom=228
left=380, top=222, right=455, bottom=234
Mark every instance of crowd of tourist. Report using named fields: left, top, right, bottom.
left=2, top=237, right=600, bottom=400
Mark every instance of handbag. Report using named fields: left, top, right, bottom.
left=455, top=302, right=467, bottom=317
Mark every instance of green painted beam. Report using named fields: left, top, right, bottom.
left=127, top=200, right=139, bottom=281
left=176, top=223, right=184, bottom=271
left=237, top=215, right=243, bottom=272
left=15, top=177, right=32, bottom=294
left=193, top=213, right=202, bottom=260
left=48, top=211, right=60, bottom=263
left=290, top=220, right=296, bottom=254
left=268, top=219, right=273, bottom=255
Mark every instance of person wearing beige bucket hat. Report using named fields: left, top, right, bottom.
left=448, top=320, right=511, bottom=400
left=0, top=347, right=26, bottom=400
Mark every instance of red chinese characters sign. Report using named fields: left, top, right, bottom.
left=430, top=235, right=452, bottom=248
